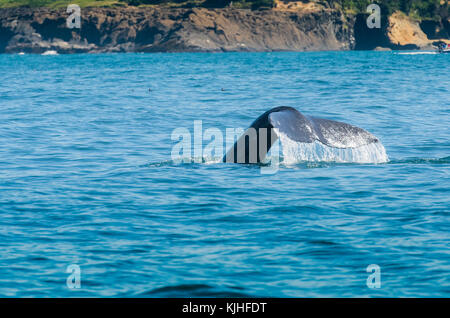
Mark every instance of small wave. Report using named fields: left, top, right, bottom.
left=389, top=157, right=450, bottom=165
left=144, top=157, right=222, bottom=167
left=138, top=284, right=250, bottom=297
left=278, top=133, right=389, bottom=164
left=396, top=51, right=437, bottom=55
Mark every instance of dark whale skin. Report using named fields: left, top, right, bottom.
left=223, top=106, right=379, bottom=164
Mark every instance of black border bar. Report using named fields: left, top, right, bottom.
left=0, top=298, right=448, bottom=316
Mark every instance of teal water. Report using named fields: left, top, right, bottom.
left=0, top=51, right=449, bottom=297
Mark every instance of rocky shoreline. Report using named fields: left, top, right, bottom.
left=0, top=6, right=448, bottom=53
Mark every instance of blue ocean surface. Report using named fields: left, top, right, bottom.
left=0, top=51, right=448, bottom=297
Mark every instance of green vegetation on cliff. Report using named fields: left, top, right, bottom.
left=120, top=0, right=274, bottom=9
left=0, top=0, right=123, bottom=8
left=0, top=0, right=447, bottom=21
left=0, top=0, right=274, bottom=9
left=332, top=0, right=448, bottom=20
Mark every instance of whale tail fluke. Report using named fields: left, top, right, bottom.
left=223, top=107, right=385, bottom=164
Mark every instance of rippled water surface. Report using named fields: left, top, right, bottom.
left=0, top=52, right=449, bottom=297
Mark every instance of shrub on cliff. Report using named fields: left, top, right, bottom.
left=0, top=0, right=446, bottom=19
left=328, top=0, right=446, bottom=20
left=118, top=0, right=274, bottom=9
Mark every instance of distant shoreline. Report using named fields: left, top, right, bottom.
left=0, top=6, right=448, bottom=54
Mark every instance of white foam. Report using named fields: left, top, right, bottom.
left=42, top=50, right=58, bottom=55
left=202, top=156, right=223, bottom=164
left=278, top=132, right=389, bottom=164
left=396, top=51, right=437, bottom=55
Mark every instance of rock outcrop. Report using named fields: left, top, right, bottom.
left=0, top=6, right=354, bottom=53
left=386, top=12, right=434, bottom=50
left=353, top=10, right=449, bottom=51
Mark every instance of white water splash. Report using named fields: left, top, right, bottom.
left=396, top=51, right=437, bottom=55
left=278, top=132, right=389, bottom=164
left=202, top=156, right=223, bottom=164
left=42, top=50, right=59, bottom=55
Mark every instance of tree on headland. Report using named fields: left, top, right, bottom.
left=0, top=0, right=447, bottom=20
left=328, top=0, right=446, bottom=19
left=119, top=0, right=274, bottom=9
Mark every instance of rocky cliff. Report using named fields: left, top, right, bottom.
left=0, top=6, right=448, bottom=54
left=0, top=6, right=354, bottom=53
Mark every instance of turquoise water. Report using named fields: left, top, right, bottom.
left=0, top=52, right=449, bottom=297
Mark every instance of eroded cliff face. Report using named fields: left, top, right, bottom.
left=0, top=6, right=354, bottom=53
left=353, top=11, right=449, bottom=51
left=386, top=12, right=445, bottom=50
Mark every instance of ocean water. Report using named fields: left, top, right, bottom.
left=0, top=51, right=448, bottom=297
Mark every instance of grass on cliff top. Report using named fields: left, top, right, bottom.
left=0, top=0, right=447, bottom=21
left=0, top=0, right=271, bottom=9
left=0, top=0, right=125, bottom=8
left=0, top=0, right=228, bottom=9
left=0, top=0, right=210, bottom=9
